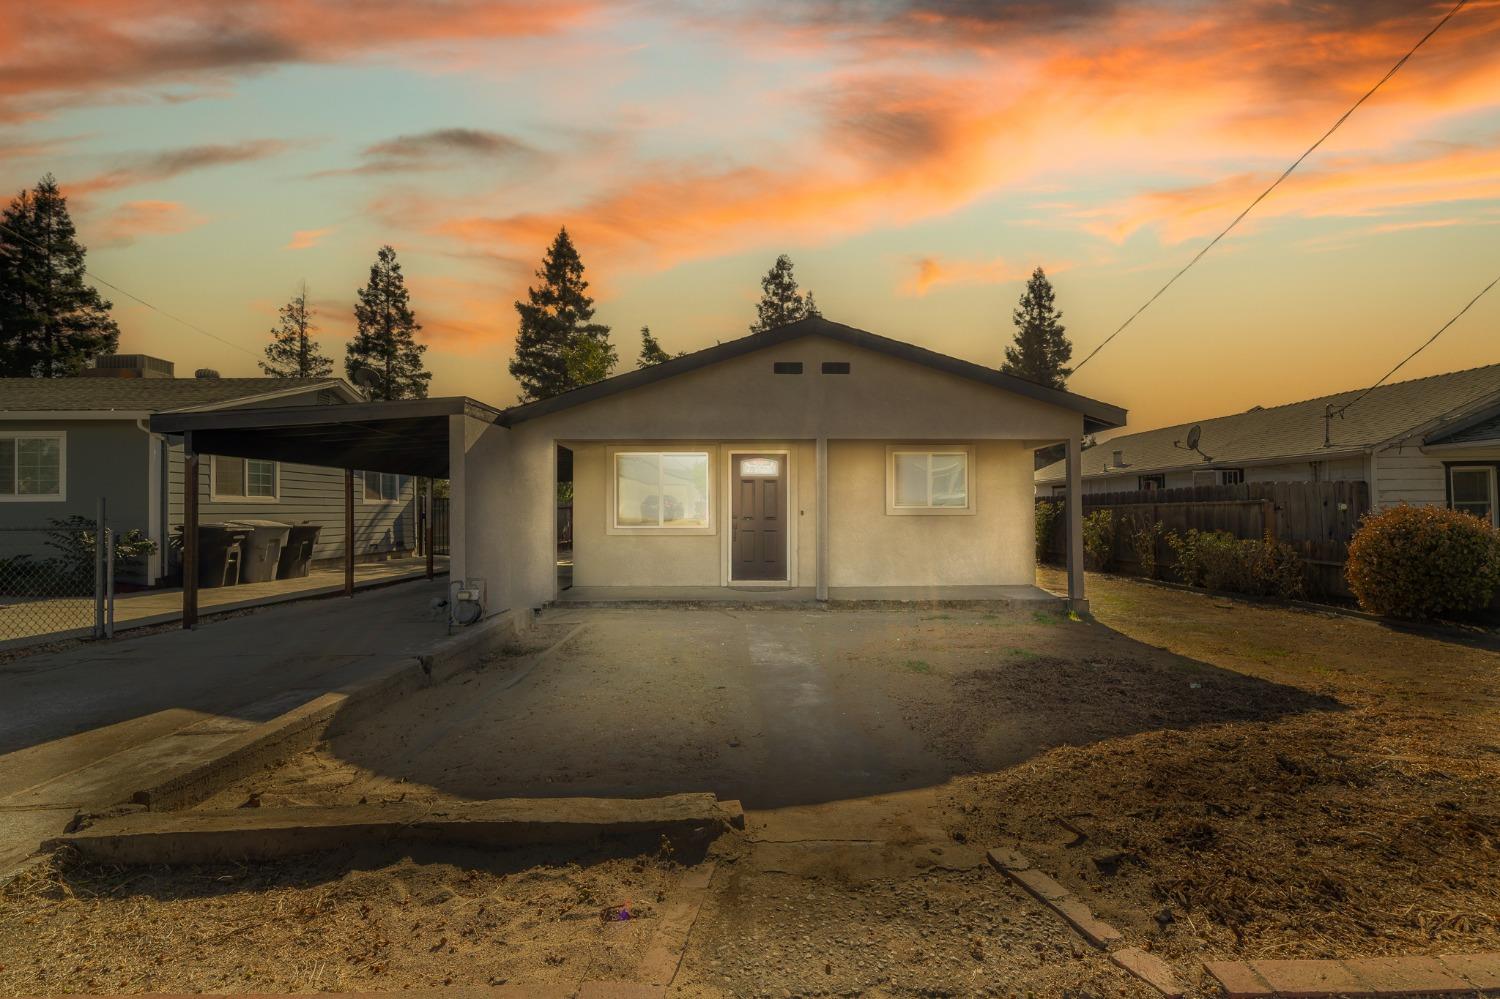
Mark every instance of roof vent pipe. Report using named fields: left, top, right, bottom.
left=194, top=368, right=220, bottom=379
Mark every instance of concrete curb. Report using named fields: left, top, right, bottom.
left=1205, top=954, right=1500, bottom=997
left=46, top=795, right=745, bottom=864
left=130, top=608, right=532, bottom=812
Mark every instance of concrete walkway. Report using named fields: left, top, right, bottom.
left=554, top=583, right=1061, bottom=607
left=0, top=555, right=448, bottom=651
left=0, top=577, right=456, bottom=873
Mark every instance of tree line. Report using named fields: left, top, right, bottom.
left=1, top=173, right=1075, bottom=402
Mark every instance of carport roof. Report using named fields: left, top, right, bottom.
left=150, top=397, right=501, bottom=478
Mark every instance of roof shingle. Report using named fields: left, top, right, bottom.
left=0, top=378, right=343, bottom=413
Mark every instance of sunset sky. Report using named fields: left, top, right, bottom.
left=3, top=0, right=1498, bottom=431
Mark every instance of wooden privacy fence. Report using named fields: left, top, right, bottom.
left=1040, top=481, right=1370, bottom=600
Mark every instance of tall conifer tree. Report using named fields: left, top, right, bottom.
left=509, top=227, right=613, bottom=402
left=261, top=283, right=333, bottom=378
left=637, top=325, right=671, bottom=367
left=345, top=245, right=430, bottom=400
left=0, top=174, right=119, bottom=376
left=749, top=254, right=809, bottom=333
left=1002, top=267, right=1072, bottom=390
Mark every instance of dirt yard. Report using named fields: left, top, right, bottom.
left=3, top=575, right=1497, bottom=996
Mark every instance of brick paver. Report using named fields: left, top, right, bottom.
left=1205, top=959, right=1275, bottom=998
left=1110, top=946, right=1185, bottom=998
left=1344, top=955, right=1473, bottom=993
left=1438, top=953, right=1500, bottom=990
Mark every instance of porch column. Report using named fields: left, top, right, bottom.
left=182, top=433, right=199, bottom=629
left=1065, top=434, right=1087, bottom=614
left=425, top=477, right=435, bottom=580
left=815, top=437, right=829, bottom=601
left=344, top=469, right=355, bottom=596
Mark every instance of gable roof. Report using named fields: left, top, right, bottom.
left=1426, top=406, right=1500, bottom=447
left=1036, top=361, right=1500, bottom=483
left=0, top=377, right=355, bottom=414
left=499, top=315, right=1127, bottom=433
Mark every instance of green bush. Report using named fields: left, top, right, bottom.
left=1034, top=500, right=1061, bottom=563
left=43, top=516, right=159, bottom=587
left=1128, top=519, right=1165, bottom=579
left=1082, top=509, right=1115, bottom=570
left=1346, top=505, right=1500, bottom=619
left=1167, top=529, right=1304, bottom=599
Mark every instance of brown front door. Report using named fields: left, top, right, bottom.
left=731, top=453, right=788, bottom=581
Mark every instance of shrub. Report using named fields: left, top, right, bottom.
left=1166, top=529, right=1304, bottom=598
left=1082, top=509, right=1115, bottom=570
left=1129, top=519, right=1165, bottom=578
left=1345, top=505, right=1500, bottom=619
left=1249, top=533, right=1305, bottom=600
left=43, top=516, right=159, bottom=587
left=1034, top=500, right=1061, bottom=563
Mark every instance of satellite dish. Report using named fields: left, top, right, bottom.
left=348, top=363, right=380, bottom=391
left=1186, top=425, right=1202, bottom=450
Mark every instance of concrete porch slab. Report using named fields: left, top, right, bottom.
left=552, top=584, right=1063, bottom=609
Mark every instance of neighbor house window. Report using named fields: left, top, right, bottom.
left=1138, top=474, right=1165, bottom=491
left=888, top=447, right=972, bottom=514
left=0, top=433, right=65, bottom=500
left=1450, top=465, right=1497, bottom=526
left=613, top=451, right=711, bottom=529
left=1220, top=468, right=1245, bottom=485
left=363, top=471, right=402, bottom=502
left=211, top=456, right=277, bottom=500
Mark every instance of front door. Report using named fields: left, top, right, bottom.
left=731, top=453, right=788, bottom=581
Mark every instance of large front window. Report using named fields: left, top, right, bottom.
left=212, top=456, right=277, bottom=499
left=0, top=434, right=64, bottom=500
left=888, top=447, right=972, bottom=513
left=614, top=451, right=710, bottom=528
left=1450, top=465, right=1497, bottom=526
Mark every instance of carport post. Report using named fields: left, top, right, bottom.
left=1065, top=434, right=1087, bottom=614
left=424, top=477, right=434, bottom=580
left=182, top=433, right=199, bottom=629
left=344, top=468, right=355, bottom=596
left=815, top=436, right=829, bottom=601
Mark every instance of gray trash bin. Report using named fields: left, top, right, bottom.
left=195, top=523, right=251, bottom=588
left=277, top=523, right=322, bottom=579
left=230, top=520, right=292, bottom=583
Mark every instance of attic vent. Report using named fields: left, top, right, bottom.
left=821, top=361, right=851, bottom=374
left=773, top=361, right=803, bottom=374
left=194, top=368, right=220, bottom=379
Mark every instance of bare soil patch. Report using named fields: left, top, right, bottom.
left=0, top=841, right=689, bottom=995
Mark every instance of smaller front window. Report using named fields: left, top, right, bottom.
left=1450, top=465, right=1497, bottom=526
left=212, top=456, right=277, bottom=499
left=890, top=449, right=970, bottom=511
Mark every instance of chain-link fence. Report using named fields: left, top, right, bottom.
left=0, top=515, right=112, bottom=648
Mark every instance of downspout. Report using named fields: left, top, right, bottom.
left=137, top=417, right=165, bottom=584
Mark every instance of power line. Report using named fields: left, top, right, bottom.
left=0, top=217, right=259, bottom=359
left=1073, top=0, right=1472, bottom=373
left=1323, top=268, right=1500, bottom=443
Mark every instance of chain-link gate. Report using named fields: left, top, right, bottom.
left=0, top=500, right=114, bottom=647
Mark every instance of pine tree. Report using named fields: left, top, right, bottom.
left=345, top=245, right=430, bottom=400
left=1002, top=267, right=1072, bottom=390
left=749, top=254, right=809, bottom=333
left=0, top=174, right=119, bottom=377
left=261, top=283, right=333, bottom=378
left=804, top=290, right=821, bottom=318
left=509, top=227, right=613, bottom=402
left=637, top=325, right=671, bottom=367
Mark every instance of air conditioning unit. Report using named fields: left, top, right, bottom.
left=449, top=577, right=486, bottom=626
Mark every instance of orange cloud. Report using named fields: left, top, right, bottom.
left=92, top=199, right=205, bottom=247
left=68, top=140, right=293, bottom=197
left=901, top=256, right=1066, bottom=297
left=284, top=225, right=334, bottom=250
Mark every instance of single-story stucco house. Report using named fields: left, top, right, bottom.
left=0, top=354, right=423, bottom=584
left=153, top=317, right=1125, bottom=621
left=1035, top=362, right=1500, bottom=527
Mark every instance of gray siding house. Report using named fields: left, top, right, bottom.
left=0, top=355, right=420, bottom=584
left=1035, top=362, right=1500, bottom=527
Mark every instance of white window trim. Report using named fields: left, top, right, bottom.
left=361, top=470, right=404, bottom=505
left=0, top=430, right=67, bottom=502
left=606, top=447, right=715, bottom=536
left=1449, top=464, right=1498, bottom=527
left=885, top=444, right=976, bottom=516
left=209, top=455, right=280, bottom=503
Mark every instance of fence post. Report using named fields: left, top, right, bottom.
left=105, top=515, right=115, bottom=638
left=93, top=497, right=106, bottom=639
left=1261, top=498, right=1277, bottom=542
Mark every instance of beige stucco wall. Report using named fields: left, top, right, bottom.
left=828, top=440, right=1035, bottom=587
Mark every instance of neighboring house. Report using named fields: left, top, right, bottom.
left=0, top=354, right=420, bottom=585
left=1034, top=362, right=1500, bottom=527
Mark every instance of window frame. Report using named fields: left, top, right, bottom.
left=361, top=470, right=403, bottom=504
left=1447, top=463, right=1498, bottom=527
left=0, top=431, right=67, bottom=502
left=209, top=455, right=279, bottom=502
left=885, top=444, right=976, bottom=516
left=607, top=447, right=715, bottom=535
left=1220, top=468, right=1245, bottom=486
left=1137, top=474, right=1166, bottom=492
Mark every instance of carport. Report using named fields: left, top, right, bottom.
left=150, top=397, right=501, bottom=627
